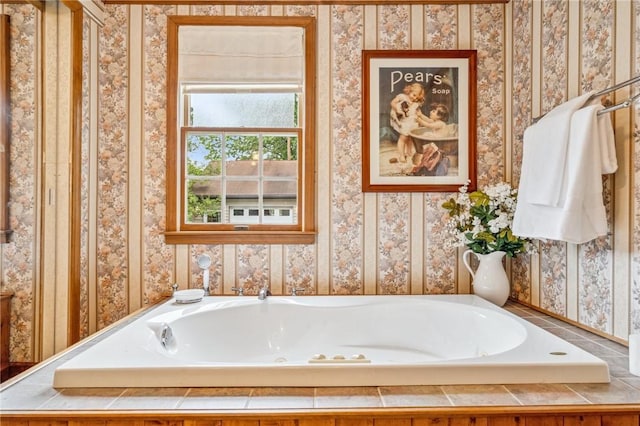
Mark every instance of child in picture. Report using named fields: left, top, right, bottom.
left=416, top=103, right=450, bottom=137
left=390, top=82, right=426, bottom=163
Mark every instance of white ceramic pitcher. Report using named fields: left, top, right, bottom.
left=462, top=250, right=510, bottom=306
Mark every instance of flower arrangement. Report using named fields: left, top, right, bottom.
left=442, top=181, right=533, bottom=257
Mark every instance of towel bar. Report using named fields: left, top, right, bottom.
left=532, top=74, right=639, bottom=123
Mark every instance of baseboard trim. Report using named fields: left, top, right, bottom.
left=1, top=362, right=37, bottom=382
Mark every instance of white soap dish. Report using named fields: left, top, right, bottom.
left=174, top=289, right=205, bottom=304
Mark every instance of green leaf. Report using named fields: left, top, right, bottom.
left=442, top=198, right=456, bottom=211
left=469, top=191, right=490, bottom=206
left=470, top=205, right=495, bottom=223
left=476, top=231, right=496, bottom=243
left=442, top=199, right=462, bottom=217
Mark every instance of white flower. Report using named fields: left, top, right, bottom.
left=488, top=212, right=509, bottom=233
left=441, top=182, right=535, bottom=257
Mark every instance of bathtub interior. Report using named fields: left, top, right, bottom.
left=53, top=295, right=611, bottom=388
left=156, top=298, right=527, bottom=363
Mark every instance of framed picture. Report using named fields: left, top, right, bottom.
left=362, top=50, right=477, bottom=192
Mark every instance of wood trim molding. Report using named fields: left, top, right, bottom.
left=0, top=409, right=638, bottom=423
left=0, top=14, right=11, bottom=244
left=66, top=4, right=84, bottom=346
left=61, top=0, right=105, bottom=26
left=104, top=0, right=509, bottom=4
left=0, top=1, right=45, bottom=12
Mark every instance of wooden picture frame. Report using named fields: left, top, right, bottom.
left=362, top=50, right=477, bottom=192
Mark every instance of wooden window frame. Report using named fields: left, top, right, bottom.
left=165, top=16, right=316, bottom=245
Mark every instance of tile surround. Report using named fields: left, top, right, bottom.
left=315, top=387, right=383, bottom=409
left=439, top=385, right=520, bottom=406
left=379, top=386, right=452, bottom=408
left=179, top=388, right=252, bottom=410
left=246, top=388, right=315, bottom=410
left=505, top=383, right=588, bottom=406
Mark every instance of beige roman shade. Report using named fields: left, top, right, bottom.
left=178, top=25, right=304, bottom=87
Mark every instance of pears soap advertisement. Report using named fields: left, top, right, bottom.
left=362, top=50, right=477, bottom=192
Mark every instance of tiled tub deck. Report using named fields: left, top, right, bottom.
left=0, top=301, right=639, bottom=422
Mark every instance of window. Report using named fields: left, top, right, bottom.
left=183, top=126, right=299, bottom=226
left=165, top=16, right=316, bottom=244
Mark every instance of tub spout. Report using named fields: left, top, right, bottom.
left=258, top=285, right=271, bottom=300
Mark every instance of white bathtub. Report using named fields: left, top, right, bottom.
left=53, top=295, right=610, bottom=388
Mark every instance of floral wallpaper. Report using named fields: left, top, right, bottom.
left=577, top=0, right=615, bottom=333
left=80, top=13, right=91, bottom=339
left=474, top=5, right=505, bottom=187
left=330, top=5, right=364, bottom=294
left=378, top=5, right=410, bottom=49
left=1, top=4, right=38, bottom=362
left=541, top=0, right=569, bottom=109
left=142, top=5, right=175, bottom=305
left=2, top=1, right=639, bottom=363
left=97, top=4, right=130, bottom=329
left=425, top=5, right=457, bottom=49
left=377, top=5, right=411, bottom=295
left=424, top=5, right=458, bottom=295
left=424, top=193, right=456, bottom=294
left=509, top=0, right=532, bottom=305
left=539, top=0, right=569, bottom=316
left=284, top=243, right=316, bottom=295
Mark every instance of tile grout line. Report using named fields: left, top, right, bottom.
left=174, top=387, right=191, bottom=409
left=502, top=385, right=525, bottom=406
left=565, top=384, right=594, bottom=405
left=376, top=387, right=386, bottom=407
left=440, top=386, right=457, bottom=407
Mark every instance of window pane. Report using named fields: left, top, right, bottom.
left=263, top=179, right=297, bottom=199
left=186, top=178, right=221, bottom=224
left=264, top=207, right=295, bottom=224
left=263, top=135, right=298, bottom=160
left=225, top=134, right=259, bottom=178
left=226, top=180, right=259, bottom=224
left=264, top=160, right=297, bottom=180
left=183, top=130, right=299, bottom=226
left=190, top=93, right=298, bottom=128
left=186, top=133, right=222, bottom=177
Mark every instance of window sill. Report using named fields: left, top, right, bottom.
left=164, top=230, right=316, bottom=245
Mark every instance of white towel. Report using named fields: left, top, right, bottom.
left=513, top=104, right=617, bottom=244
left=520, top=91, right=595, bottom=207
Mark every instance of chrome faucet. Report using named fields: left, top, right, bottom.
left=257, top=285, right=271, bottom=300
